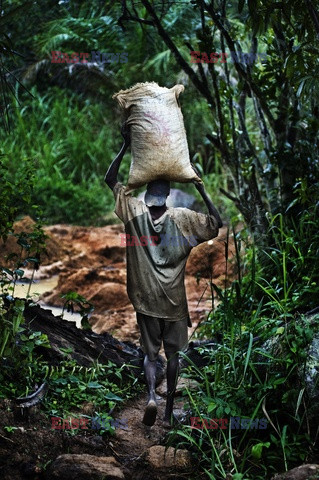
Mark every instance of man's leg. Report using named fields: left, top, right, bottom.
left=136, top=313, right=162, bottom=426
left=143, top=354, right=158, bottom=426
left=164, top=352, right=179, bottom=423
left=163, top=318, right=188, bottom=425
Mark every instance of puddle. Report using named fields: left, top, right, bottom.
left=11, top=276, right=82, bottom=329
left=13, top=276, right=59, bottom=298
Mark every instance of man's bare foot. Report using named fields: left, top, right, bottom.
left=142, top=399, right=157, bottom=426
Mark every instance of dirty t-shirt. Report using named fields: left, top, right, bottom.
left=113, top=182, right=219, bottom=321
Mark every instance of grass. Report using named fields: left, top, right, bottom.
left=0, top=87, right=129, bottom=225
left=167, top=213, right=319, bottom=479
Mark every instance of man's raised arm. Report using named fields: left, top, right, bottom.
left=104, top=124, right=130, bottom=191
left=193, top=180, right=223, bottom=228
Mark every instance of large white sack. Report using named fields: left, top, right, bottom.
left=112, top=82, right=201, bottom=193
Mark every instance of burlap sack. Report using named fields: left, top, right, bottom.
left=112, top=82, right=201, bottom=192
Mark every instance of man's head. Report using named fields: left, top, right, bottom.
left=144, top=180, right=170, bottom=207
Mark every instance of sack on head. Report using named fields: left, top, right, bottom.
left=112, top=82, right=201, bottom=193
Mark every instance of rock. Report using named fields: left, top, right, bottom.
left=260, top=313, right=319, bottom=422
left=156, top=377, right=200, bottom=397
left=180, top=339, right=219, bottom=369
left=46, top=454, right=125, bottom=480
left=146, top=445, right=191, bottom=471
left=271, top=464, right=319, bottom=480
left=303, top=327, right=319, bottom=422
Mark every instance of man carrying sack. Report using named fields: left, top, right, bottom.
left=104, top=124, right=222, bottom=427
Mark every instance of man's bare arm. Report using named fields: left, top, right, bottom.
left=104, top=124, right=130, bottom=191
left=193, top=181, right=223, bottom=228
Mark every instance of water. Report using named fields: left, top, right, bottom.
left=13, top=276, right=59, bottom=298
left=11, top=276, right=82, bottom=328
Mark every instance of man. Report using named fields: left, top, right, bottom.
left=105, top=125, right=222, bottom=426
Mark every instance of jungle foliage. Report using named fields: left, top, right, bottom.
left=1, top=1, right=319, bottom=478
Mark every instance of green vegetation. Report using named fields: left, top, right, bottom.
left=0, top=293, right=141, bottom=436
left=0, top=167, right=141, bottom=437
left=0, top=296, right=141, bottom=436
left=1, top=0, right=319, bottom=478
left=0, top=90, right=122, bottom=225
left=168, top=213, right=319, bottom=478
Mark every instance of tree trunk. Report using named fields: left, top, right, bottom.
left=23, top=303, right=165, bottom=385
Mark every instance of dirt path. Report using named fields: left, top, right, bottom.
left=110, top=377, right=194, bottom=479
left=113, top=392, right=168, bottom=459
left=0, top=375, right=194, bottom=480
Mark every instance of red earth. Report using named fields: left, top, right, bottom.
left=2, top=217, right=238, bottom=342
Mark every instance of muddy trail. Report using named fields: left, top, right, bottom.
left=109, top=381, right=195, bottom=479
left=0, top=216, right=236, bottom=479
left=0, top=376, right=199, bottom=479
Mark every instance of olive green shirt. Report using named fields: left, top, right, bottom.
left=113, top=182, right=219, bottom=321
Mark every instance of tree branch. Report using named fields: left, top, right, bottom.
left=140, top=0, right=216, bottom=107
left=203, top=0, right=276, bottom=130
left=305, top=0, right=319, bottom=38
